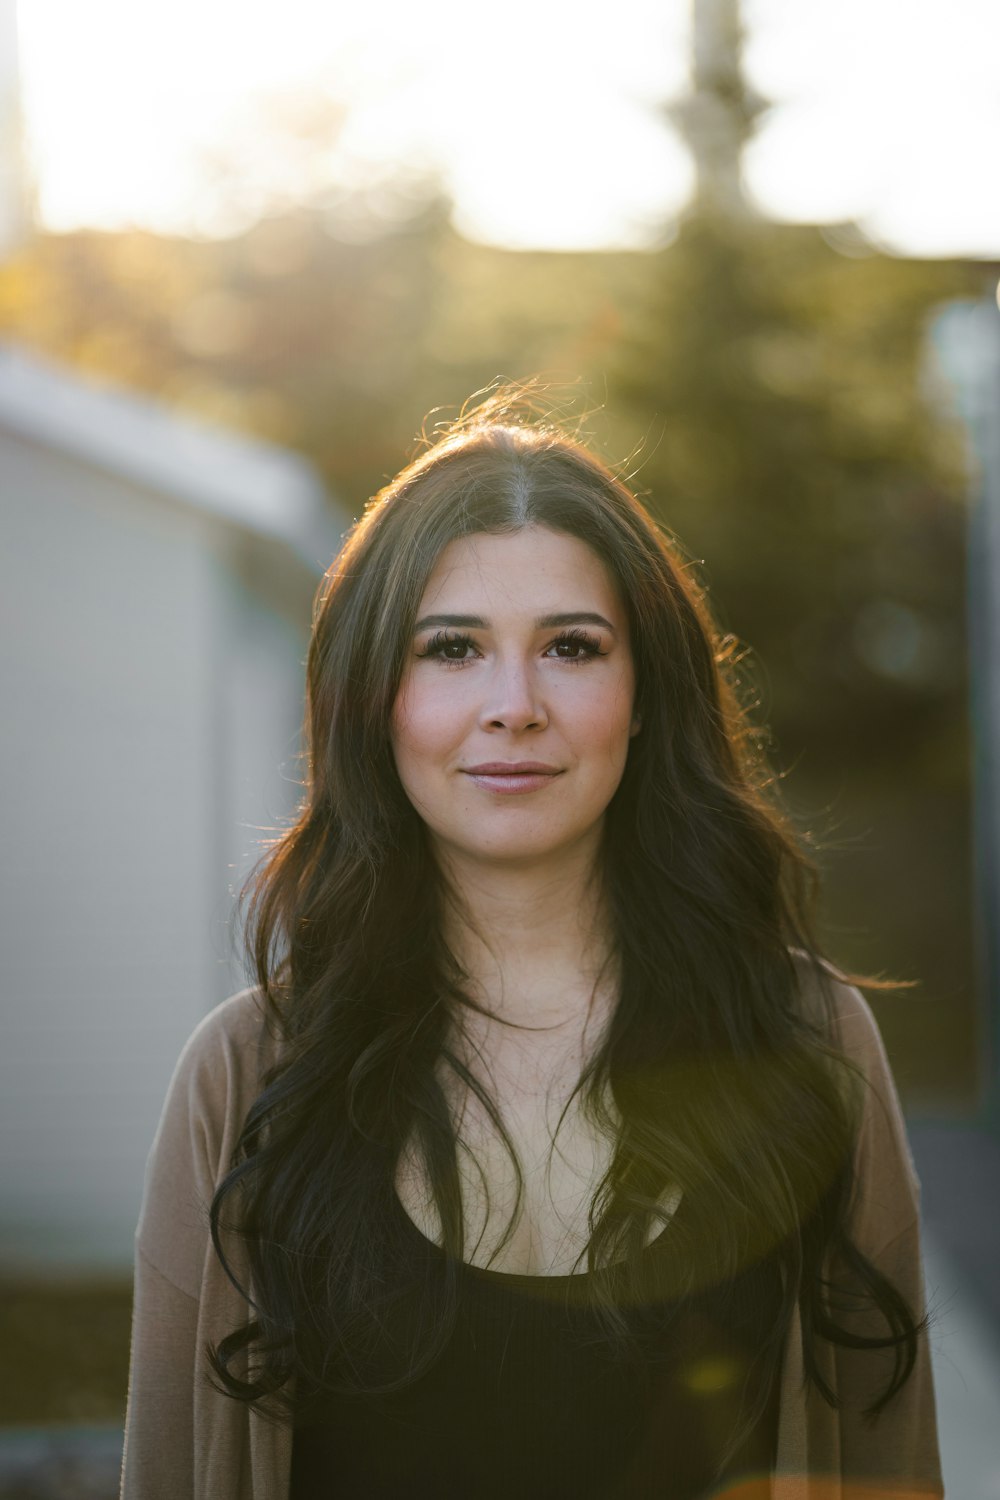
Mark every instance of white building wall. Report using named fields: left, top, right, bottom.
left=0, top=426, right=316, bottom=1271
left=0, top=0, right=30, bottom=256
left=207, top=548, right=312, bottom=984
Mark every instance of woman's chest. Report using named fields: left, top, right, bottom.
left=396, top=1089, right=610, bottom=1272
left=396, top=1091, right=677, bottom=1277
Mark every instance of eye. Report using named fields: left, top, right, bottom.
left=417, top=630, right=479, bottom=663
left=545, top=629, right=605, bottom=662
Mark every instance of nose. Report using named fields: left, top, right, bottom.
left=479, top=657, right=548, bottom=733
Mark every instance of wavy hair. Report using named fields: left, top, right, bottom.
left=209, top=393, right=920, bottom=1453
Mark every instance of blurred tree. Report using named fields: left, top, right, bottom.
left=0, top=205, right=637, bottom=505
left=608, top=205, right=981, bottom=1100
left=0, top=77, right=982, bottom=1098
left=611, top=211, right=975, bottom=756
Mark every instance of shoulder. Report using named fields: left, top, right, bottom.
left=136, top=989, right=280, bottom=1295
left=789, top=948, right=922, bottom=1250
left=788, top=948, right=888, bottom=1071
left=154, top=988, right=279, bottom=1164
left=168, top=986, right=279, bottom=1103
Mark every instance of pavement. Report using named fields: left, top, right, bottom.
left=0, top=1426, right=122, bottom=1499
left=923, top=1229, right=1000, bottom=1498
left=910, top=1122, right=1000, bottom=1500
left=0, top=1123, right=996, bottom=1498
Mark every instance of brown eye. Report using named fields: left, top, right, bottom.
left=546, top=631, right=603, bottom=661
left=418, top=630, right=479, bottom=663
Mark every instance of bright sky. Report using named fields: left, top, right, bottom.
left=13, top=0, right=1000, bottom=256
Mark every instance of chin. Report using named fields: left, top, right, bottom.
left=439, top=825, right=600, bottom=869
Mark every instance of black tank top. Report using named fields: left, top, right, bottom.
left=290, top=1194, right=782, bottom=1500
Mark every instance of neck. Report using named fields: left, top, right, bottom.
left=436, top=838, right=618, bottom=1073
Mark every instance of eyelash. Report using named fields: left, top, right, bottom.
left=416, top=627, right=606, bottom=666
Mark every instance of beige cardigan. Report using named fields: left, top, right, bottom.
left=120, top=972, right=943, bottom=1499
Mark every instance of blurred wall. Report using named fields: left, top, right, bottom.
left=0, top=346, right=344, bottom=1272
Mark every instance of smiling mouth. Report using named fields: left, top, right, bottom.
left=464, top=763, right=559, bottom=775
left=462, top=764, right=562, bottom=794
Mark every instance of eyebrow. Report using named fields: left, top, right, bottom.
left=413, top=611, right=618, bottom=633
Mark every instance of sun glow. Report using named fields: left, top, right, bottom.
left=742, top=0, right=1000, bottom=256
left=15, top=0, right=693, bottom=249
left=12, top=0, right=1000, bottom=255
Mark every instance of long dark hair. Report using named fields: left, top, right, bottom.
left=209, top=392, right=920, bottom=1442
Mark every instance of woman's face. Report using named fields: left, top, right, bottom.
left=390, top=526, right=639, bottom=874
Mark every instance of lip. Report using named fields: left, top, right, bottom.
left=461, top=762, right=563, bottom=795
left=464, top=762, right=560, bottom=774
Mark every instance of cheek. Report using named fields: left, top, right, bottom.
left=573, top=675, right=636, bottom=756
left=391, top=680, right=464, bottom=773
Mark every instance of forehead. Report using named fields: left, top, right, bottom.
left=415, top=527, right=623, bottom=617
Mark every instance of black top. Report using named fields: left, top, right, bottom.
left=291, top=1195, right=783, bottom=1500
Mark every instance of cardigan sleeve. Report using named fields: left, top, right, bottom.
left=132, top=991, right=269, bottom=1296
left=120, top=991, right=272, bottom=1500
left=120, top=1249, right=199, bottom=1500
left=821, top=974, right=943, bottom=1497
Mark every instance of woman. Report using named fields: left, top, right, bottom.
left=121, top=398, right=942, bottom=1499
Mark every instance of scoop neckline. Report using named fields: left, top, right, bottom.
left=393, top=1192, right=677, bottom=1286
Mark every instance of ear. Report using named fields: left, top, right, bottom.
left=630, top=711, right=642, bottom=738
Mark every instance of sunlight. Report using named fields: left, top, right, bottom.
left=16, top=0, right=692, bottom=248
left=12, top=0, right=1000, bottom=254
left=743, top=0, right=1000, bottom=256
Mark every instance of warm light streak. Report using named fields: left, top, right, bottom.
left=13, top=0, right=1000, bottom=255
left=16, top=0, right=691, bottom=248
left=743, top=0, right=1000, bottom=257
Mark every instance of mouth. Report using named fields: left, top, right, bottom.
left=465, top=762, right=559, bottom=775
left=461, top=762, right=562, bottom=795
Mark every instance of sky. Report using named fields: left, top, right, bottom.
left=12, top=0, right=1000, bottom=257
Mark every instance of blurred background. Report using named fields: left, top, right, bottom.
left=1, top=0, right=999, bottom=1493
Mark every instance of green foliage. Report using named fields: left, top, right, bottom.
left=0, top=208, right=632, bottom=514
left=0, top=207, right=974, bottom=769
left=603, top=210, right=981, bottom=1101
left=0, top=197, right=982, bottom=1100
left=610, top=211, right=977, bottom=759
